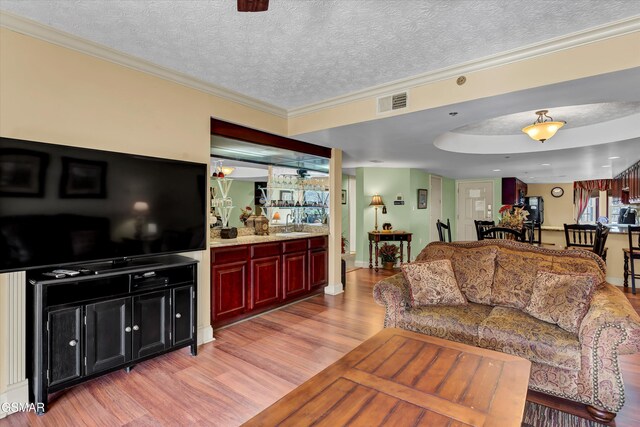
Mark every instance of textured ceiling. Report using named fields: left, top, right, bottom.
left=454, top=102, right=640, bottom=136
left=2, top=0, right=640, bottom=108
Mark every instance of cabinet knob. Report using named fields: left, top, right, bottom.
left=69, top=339, right=78, bottom=347
left=132, top=325, right=139, bottom=331
left=175, top=313, right=181, bottom=319
left=125, top=326, right=132, bottom=333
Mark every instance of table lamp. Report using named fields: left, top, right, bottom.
left=272, top=212, right=281, bottom=223
left=369, top=194, right=385, bottom=231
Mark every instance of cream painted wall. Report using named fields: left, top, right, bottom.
left=0, top=27, right=288, bottom=367
left=526, top=183, right=575, bottom=225
left=526, top=183, right=627, bottom=283
left=289, top=32, right=640, bottom=135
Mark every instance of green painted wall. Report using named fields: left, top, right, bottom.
left=410, top=169, right=430, bottom=253
left=341, top=175, right=350, bottom=251
left=355, top=168, right=365, bottom=262
left=442, top=177, right=456, bottom=240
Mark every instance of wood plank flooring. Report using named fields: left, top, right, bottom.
left=2, top=268, right=639, bottom=426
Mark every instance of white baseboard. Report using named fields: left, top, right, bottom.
left=607, top=276, right=624, bottom=286
left=197, top=325, right=215, bottom=345
left=354, top=260, right=368, bottom=268
left=0, top=380, right=29, bottom=419
left=324, top=282, right=344, bottom=295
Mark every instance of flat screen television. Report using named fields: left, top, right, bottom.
left=0, top=137, right=207, bottom=273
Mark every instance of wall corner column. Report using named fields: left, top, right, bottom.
left=0, top=272, right=28, bottom=419
left=325, top=148, right=344, bottom=295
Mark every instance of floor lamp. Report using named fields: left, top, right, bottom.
left=369, top=194, right=385, bottom=231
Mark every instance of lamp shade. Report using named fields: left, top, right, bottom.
left=272, top=212, right=281, bottom=220
left=522, top=121, right=565, bottom=143
left=220, top=166, right=235, bottom=176
left=369, top=194, right=384, bottom=207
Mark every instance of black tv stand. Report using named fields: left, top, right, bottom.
left=27, top=254, right=198, bottom=414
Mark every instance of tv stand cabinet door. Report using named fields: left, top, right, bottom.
left=172, top=285, right=195, bottom=347
left=85, top=297, right=132, bottom=375
left=132, top=290, right=171, bottom=360
left=48, top=307, right=83, bottom=387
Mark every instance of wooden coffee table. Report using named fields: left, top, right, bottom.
left=244, top=328, right=531, bottom=427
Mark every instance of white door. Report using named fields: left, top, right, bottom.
left=457, top=181, right=494, bottom=241
left=430, top=176, right=442, bottom=242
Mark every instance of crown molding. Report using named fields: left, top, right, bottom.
left=2, top=11, right=639, bottom=121
left=288, top=15, right=640, bottom=118
left=0, top=11, right=288, bottom=119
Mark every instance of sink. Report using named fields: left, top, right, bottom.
left=275, top=232, right=311, bottom=237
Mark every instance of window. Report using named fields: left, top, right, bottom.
left=579, top=197, right=599, bottom=224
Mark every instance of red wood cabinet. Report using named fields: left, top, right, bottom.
left=309, top=249, right=327, bottom=290
left=211, top=261, right=247, bottom=322
left=211, top=245, right=248, bottom=323
left=308, top=235, right=328, bottom=290
left=502, top=177, right=528, bottom=205
left=250, top=255, right=280, bottom=309
left=282, top=251, right=308, bottom=300
left=210, top=236, right=327, bottom=328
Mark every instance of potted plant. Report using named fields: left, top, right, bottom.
left=341, top=235, right=349, bottom=254
left=379, top=243, right=399, bottom=270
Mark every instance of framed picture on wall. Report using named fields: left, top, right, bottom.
left=59, top=157, right=107, bottom=198
left=341, top=189, right=347, bottom=204
left=0, top=148, right=49, bottom=197
left=417, top=188, right=428, bottom=209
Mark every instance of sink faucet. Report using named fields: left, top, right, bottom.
left=285, top=213, right=293, bottom=233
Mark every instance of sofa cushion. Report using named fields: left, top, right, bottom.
left=491, top=248, right=553, bottom=309
left=402, top=259, right=467, bottom=307
left=451, top=246, right=497, bottom=304
left=401, top=303, right=493, bottom=346
left=478, top=306, right=581, bottom=371
left=525, top=271, right=598, bottom=334
left=550, top=255, right=605, bottom=285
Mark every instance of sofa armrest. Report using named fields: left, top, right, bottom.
left=577, top=283, right=640, bottom=412
left=580, top=284, right=640, bottom=355
left=373, top=273, right=411, bottom=328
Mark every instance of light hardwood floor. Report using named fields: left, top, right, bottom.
left=2, top=268, right=639, bottom=426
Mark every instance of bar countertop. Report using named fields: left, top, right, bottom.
left=210, top=230, right=329, bottom=248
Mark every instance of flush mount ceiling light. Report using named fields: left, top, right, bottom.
left=521, top=110, right=566, bottom=143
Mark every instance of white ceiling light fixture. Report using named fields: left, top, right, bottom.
left=521, top=110, right=566, bottom=143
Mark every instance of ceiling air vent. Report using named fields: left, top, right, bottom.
left=378, top=92, right=408, bottom=113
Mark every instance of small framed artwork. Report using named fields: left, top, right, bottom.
left=417, top=188, right=428, bottom=209
left=341, top=189, right=347, bottom=204
left=60, top=157, right=107, bottom=198
left=280, top=190, right=293, bottom=201
left=0, top=148, right=49, bottom=197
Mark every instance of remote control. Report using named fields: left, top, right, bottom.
left=43, top=272, right=66, bottom=279
left=78, top=268, right=94, bottom=275
left=52, top=269, right=80, bottom=276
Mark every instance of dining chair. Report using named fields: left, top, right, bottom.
left=592, top=223, right=610, bottom=262
left=628, top=225, right=640, bottom=295
left=436, top=219, right=452, bottom=242
left=524, top=221, right=542, bottom=245
left=474, top=220, right=495, bottom=241
left=478, top=226, right=527, bottom=242
left=564, top=224, right=598, bottom=249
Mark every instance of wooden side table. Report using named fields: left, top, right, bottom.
left=368, top=231, right=412, bottom=272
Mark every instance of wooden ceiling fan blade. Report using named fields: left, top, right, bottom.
left=237, top=0, right=269, bottom=12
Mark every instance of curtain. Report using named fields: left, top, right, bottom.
left=573, top=179, right=611, bottom=222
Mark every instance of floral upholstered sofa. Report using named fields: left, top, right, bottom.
left=373, top=240, right=640, bottom=422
